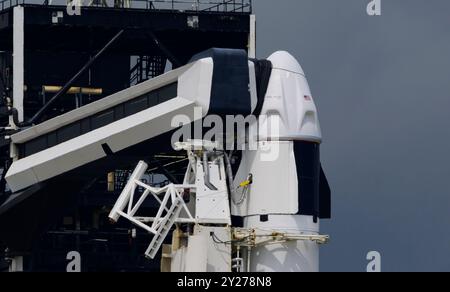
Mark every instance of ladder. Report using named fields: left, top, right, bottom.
left=145, top=197, right=183, bottom=259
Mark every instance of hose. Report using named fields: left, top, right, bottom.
left=224, top=152, right=251, bottom=206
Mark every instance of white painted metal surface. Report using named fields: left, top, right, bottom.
left=108, top=160, right=196, bottom=259
left=145, top=197, right=184, bottom=259
left=231, top=51, right=327, bottom=272
left=109, top=161, right=149, bottom=222
left=6, top=98, right=198, bottom=192
left=192, top=226, right=232, bottom=272
left=169, top=226, right=232, bottom=272
left=5, top=58, right=215, bottom=192
left=244, top=215, right=321, bottom=272
left=232, top=141, right=299, bottom=216
left=195, top=157, right=231, bottom=225
left=109, top=142, right=232, bottom=263
left=248, top=14, right=256, bottom=59
left=258, top=51, right=322, bottom=142
left=13, top=6, right=24, bottom=123
left=184, top=234, right=208, bottom=272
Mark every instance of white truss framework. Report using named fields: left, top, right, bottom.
left=109, top=160, right=196, bottom=258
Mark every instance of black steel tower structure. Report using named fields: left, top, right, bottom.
left=0, top=0, right=253, bottom=272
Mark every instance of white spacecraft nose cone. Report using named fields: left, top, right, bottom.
left=267, top=51, right=305, bottom=75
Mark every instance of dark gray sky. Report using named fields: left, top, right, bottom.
left=254, top=0, right=450, bottom=272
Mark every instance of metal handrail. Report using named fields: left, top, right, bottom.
left=0, top=0, right=252, bottom=13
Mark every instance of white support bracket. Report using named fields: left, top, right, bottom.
left=109, top=140, right=232, bottom=260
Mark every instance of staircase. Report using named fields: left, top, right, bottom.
left=130, top=55, right=167, bottom=85
left=145, top=197, right=183, bottom=259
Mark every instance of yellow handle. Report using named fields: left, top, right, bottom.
left=239, top=180, right=251, bottom=188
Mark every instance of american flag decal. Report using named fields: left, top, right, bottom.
left=304, top=95, right=312, bottom=101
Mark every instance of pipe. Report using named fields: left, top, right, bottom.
left=224, top=152, right=239, bottom=204
left=17, top=29, right=125, bottom=127
left=202, top=151, right=218, bottom=191
left=146, top=30, right=181, bottom=68
left=247, top=246, right=252, bottom=272
left=42, top=86, right=103, bottom=95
